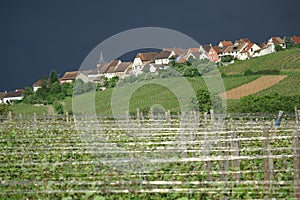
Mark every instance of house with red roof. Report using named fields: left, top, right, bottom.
left=219, top=39, right=249, bottom=60
left=132, top=52, right=158, bottom=75
left=154, top=50, right=176, bottom=65
left=268, top=37, right=286, bottom=49
left=208, top=46, right=221, bottom=63
left=0, top=90, right=24, bottom=104
left=253, top=43, right=275, bottom=57
left=114, top=62, right=132, bottom=79
left=104, top=60, right=122, bottom=78
left=238, top=43, right=261, bottom=60
left=32, top=79, right=45, bottom=92
left=60, top=71, right=90, bottom=83
left=133, top=52, right=158, bottom=66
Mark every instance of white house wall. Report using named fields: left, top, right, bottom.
left=133, top=58, right=143, bottom=66
left=33, top=86, right=41, bottom=92
left=3, top=96, right=23, bottom=104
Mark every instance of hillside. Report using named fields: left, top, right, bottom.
left=9, top=48, right=300, bottom=116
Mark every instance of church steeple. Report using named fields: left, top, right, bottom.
left=97, top=51, right=105, bottom=65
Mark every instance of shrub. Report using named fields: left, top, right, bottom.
left=221, top=55, right=234, bottom=63
left=0, top=104, right=11, bottom=116
left=229, top=94, right=300, bottom=113
left=244, top=69, right=280, bottom=76
left=244, top=69, right=254, bottom=76
left=54, top=102, right=64, bottom=115
left=275, top=44, right=284, bottom=52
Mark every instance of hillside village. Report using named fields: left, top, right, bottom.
left=1, top=35, right=300, bottom=105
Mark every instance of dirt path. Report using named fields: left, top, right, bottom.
left=220, top=75, right=287, bottom=100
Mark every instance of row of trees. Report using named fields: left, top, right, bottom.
left=22, top=70, right=73, bottom=105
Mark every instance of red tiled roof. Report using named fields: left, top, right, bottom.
left=241, top=43, right=254, bottom=53
left=236, top=38, right=251, bottom=44
left=33, top=79, right=45, bottom=87
left=163, top=47, right=186, bottom=55
left=292, top=36, right=300, bottom=44
left=189, top=48, right=199, bottom=53
left=136, top=52, right=158, bottom=61
left=222, top=42, right=247, bottom=53
left=2, top=91, right=23, bottom=98
left=61, top=71, right=79, bottom=80
left=201, top=45, right=212, bottom=52
left=271, top=37, right=284, bottom=45
left=97, top=63, right=111, bottom=74
left=219, top=41, right=233, bottom=47
left=156, top=50, right=172, bottom=59
left=114, top=62, right=132, bottom=72
left=211, top=46, right=221, bottom=53
left=106, top=60, right=121, bottom=73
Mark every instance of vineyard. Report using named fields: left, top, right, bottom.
left=256, top=73, right=300, bottom=96
left=1, top=111, right=300, bottom=200
left=219, top=48, right=300, bottom=75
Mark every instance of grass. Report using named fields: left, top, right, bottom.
left=10, top=103, right=50, bottom=116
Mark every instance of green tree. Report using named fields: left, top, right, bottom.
left=22, top=87, right=35, bottom=104
left=284, top=37, right=295, bottom=49
left=275, top=44, right=283, bottom=52
left=61, top=82, right=73, bottom=96
left=54, top=102, right=64, bottom=115
left=49, top=70, right=59, bottom=84
left=50, top=81, right=61, bottom=94
left=35, top=79, right=50, bottom=103
left=183, top=66, right=199, bottom=77
left=196, top=89, right=211, bottom=112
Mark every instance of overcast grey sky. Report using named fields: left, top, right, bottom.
left=0, top=0, right=300, bottom=91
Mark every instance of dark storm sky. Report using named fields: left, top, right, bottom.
left=0, top=0, right=300, bottom=91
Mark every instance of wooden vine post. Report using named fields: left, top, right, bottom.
left=125, top=111, right=130, bottom=132
left=8, top=111, right=12, bottom=121
left=165, top=110, right=171, bottom=128
left=263, top=126, right=274, bottom=197
left=136, top=108, right=140, bottom=124
left=33, top=112, right=37, bottom=129
left=230, top=119, right=240, bottom=181
left=293, top=107, right=300, bottom=199
left=65, top=112, right=69, bottom=123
